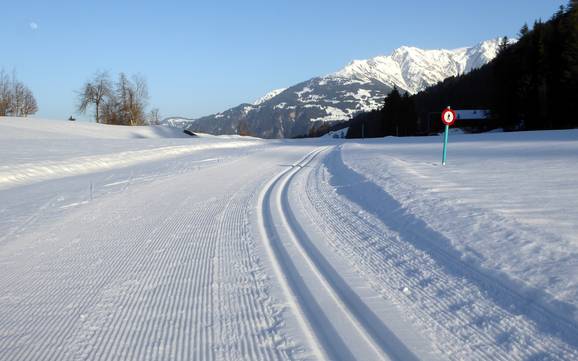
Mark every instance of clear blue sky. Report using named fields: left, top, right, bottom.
left=0, top=0, right=566, bottom=121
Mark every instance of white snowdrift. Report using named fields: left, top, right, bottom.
left=340, top=129, right=578, bottom=325
left=0, top=117, right=261, bottom=189
left=0, top=141, right=260, bottom=190
left=0, top=117, right=190, bottom=139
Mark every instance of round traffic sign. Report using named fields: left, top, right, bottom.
left=441, top=108, right=456, bottom=126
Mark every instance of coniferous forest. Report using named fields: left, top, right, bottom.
left=343, top=2, right=578, bottom=138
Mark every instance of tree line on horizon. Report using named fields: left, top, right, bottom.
left=0, top=70, right=38, bottom=117
left=77, top=71, right=161, bottom=126
left=337, top=1, right=578, bottom=139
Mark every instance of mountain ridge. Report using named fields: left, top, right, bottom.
left=179, top=38, right=510, bottom=138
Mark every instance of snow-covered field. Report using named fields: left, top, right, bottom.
left=1, top=117, right=577, bottom=360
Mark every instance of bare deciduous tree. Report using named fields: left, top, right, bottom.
left=115, top=73, right=148, bottom=126
left=0, top=70, right=12, bottom=116
left=100, top=96, right=120, bottom=125
left=0, top=69, right=38, bottom=117
left=21, top=87, right=38, bottom=117
left=148, top=108, right=161, bottom=125
left=11, top=81, right=26, bottom=117
left=77, top=71, right=112, bottom=123
left=130, top=75, right=148, bottom=126
left=78, top=71, right=151, bottom=126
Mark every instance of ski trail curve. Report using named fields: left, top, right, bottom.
left=257, top=147, right=419, bottom=361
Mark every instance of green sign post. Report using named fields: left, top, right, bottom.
left=441, top=107, right=456, bottom=166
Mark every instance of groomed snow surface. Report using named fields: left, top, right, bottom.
left=1, top=117, right=577, bottom=360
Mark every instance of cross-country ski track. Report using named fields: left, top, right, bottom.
left=2, top=119, right=578, bottom=361
left=257, top=147, right=435, bottom=361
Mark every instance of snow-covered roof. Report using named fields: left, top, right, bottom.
left=456, top=109, right=489, bottom=120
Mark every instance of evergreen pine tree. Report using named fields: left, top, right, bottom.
left=497, top=36, right=510, bottom=54
left=519, top=23, right=529, bottom=38
left=382, top=87, right=402, bottom=136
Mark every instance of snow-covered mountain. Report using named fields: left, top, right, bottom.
left=334, top=38, right=505, bottom=94
left=185, top=38, right=509, bottom=138
left=253, top=88, right=287, bottom=106
left=159, top=117, right=195, bottom=128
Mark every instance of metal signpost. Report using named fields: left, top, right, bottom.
left=441, top=107, right=456, bottom=166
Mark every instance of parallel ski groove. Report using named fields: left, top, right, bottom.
left=258, top=146, right=421, bottom=360
left=257, top=149, right=328, bottom=361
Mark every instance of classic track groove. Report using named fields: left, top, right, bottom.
left=257, top=147, right=421, bottom=361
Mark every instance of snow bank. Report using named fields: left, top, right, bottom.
left=341, top=129, right=578, bottom=324
left=0, top=141, right=261, bottom=190
left=0, top=117, right=191, bottom=139
left=0, top=117, right=261, bottom=189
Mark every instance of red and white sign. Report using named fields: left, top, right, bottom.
left=441, top=108, right=456, bottom=126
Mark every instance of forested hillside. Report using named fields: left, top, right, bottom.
left=345, top=2, right=578, bottom=138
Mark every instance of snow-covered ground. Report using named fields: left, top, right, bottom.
left=1, top=117, right=577, bottom=360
